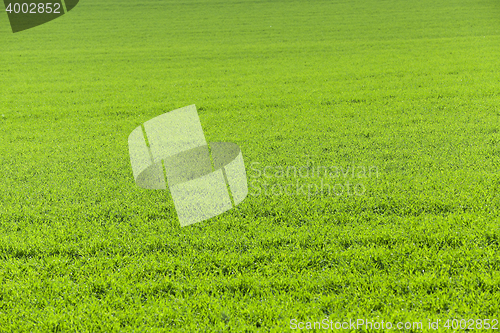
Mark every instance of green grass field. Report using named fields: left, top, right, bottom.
left=1, top=0, right=500, bottom=331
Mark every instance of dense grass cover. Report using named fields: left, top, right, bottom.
left=1, top=0, right=500, bottom=331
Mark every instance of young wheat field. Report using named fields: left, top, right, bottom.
left=1, top=0, right=500, bottom=331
